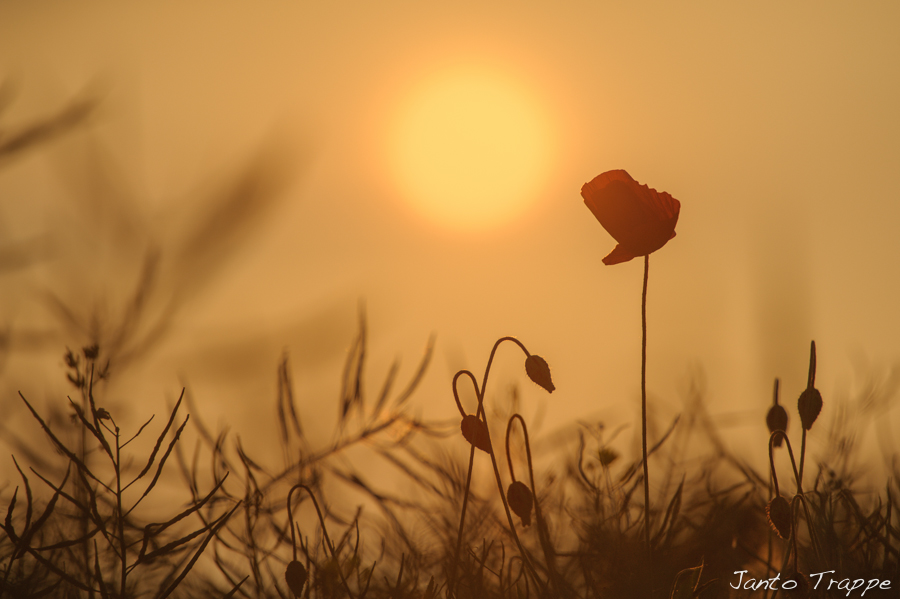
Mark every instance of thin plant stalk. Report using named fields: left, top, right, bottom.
left=450, top=370, right=479, bottom=599
left=449, top=338, right=545, bottom=596
left=641, top=254, right=651, bottom=559
left=506, top=414, right=563, bottom=598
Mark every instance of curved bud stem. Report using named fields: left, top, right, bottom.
left=452, top=370, right=480, bottom=418
left=479, top=337, right=530, bottom=410
left=506, top=414, right=565, bottom=597
left=451, top=337, right=545, bottom=597
left=505, top=415, right=527, bottom=483
left=768, top=431, right=801, bottom=497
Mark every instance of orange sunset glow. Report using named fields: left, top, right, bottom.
left=1, top=2, right=899, bottom=597
left=390, top=66, right=551, bottom=231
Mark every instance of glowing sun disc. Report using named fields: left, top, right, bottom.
left=391, top=69, right=550, bottom=231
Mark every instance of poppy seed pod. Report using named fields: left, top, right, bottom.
left=798, top=387, right=823, bottom=431
left=285, top=560, right=308, bottom=597
left=460, top=415, right=491, bottom=453
left=507, top=481, right=534, bottom=527
left=524, top=355, right=555, bottom=393
left=765, top=495, right=792, bottom=540
left=766, top=405, right=788, bottom=447
left=581, top=170, right=680, bottom=265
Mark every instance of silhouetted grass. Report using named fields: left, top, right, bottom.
left=4, top=320, right=898, bottom=598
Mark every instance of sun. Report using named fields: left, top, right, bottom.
left=390, top=68, right=551, bottom=232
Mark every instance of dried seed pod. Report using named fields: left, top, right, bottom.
left=524, top=355, right=555, bottom=393
left=766, top=405, right=788, bottom=446
left=507, top=481, right=534, bottom=527
left=285, top=560, right=308, bottom=597
left=765, top=495, right=792, bottom=540
left=798, top=387, right=822, bottom=431
left=460, top=415, right=491, bottom=453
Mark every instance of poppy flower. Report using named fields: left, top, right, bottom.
left=581, top=170, right=680, bottom=265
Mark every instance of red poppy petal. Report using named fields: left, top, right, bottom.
left=602, top=244, right=636, bottom=265
left=582, top=169, right=681, bottom=262
left=618, top=215, right=679, bottom=256
left=582, top=179, right=649, bottom=243
left=583, top=169, right=635, bottom=190
left=651, top=190, right=680, bottom=220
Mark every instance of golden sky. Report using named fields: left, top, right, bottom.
left=1, top=2, right=899, bottom=475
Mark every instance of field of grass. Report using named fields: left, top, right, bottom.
left=2, top=323, right=897, bottom=598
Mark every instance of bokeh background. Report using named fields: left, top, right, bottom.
left=1, top=2, right=899, bottom=484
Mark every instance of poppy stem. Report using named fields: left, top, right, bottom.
left=641, top=254, right=651, bottom=565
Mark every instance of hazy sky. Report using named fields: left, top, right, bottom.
left=2, top=2, right=899, bottom=478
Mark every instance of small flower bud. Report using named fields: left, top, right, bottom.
left=797, top=387, right=822, bottom=431
left=598, top=447, right=619, bottom=467
left=765, top=495, right=792, bottom=540
left=285, top=560, right=308, bottom=597
left=460, top=415, right=491, bottom=453
left=766, top=405, right=788, bottom=446
left=507, top=481, right=534, bottom=527
left=524, top=355, right=555, bottom=393
left=83, top=344, right=99, bottom=360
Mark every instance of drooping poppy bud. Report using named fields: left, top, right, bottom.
left=766, top=405, right=788, bottom=443
left=798, top=387, right=822, bottom=431
left=524, top=355, right=555, bottom=393
left=798, top=341, right=823, bottom=431
left=767, top=379, right=787, bottom=447
left=581, top=170, right=680, bottom=265
left=765, top=495, right=792, bottom=540
left=460, top=415, right=491, bottom=453
left=507, top=481, right=534, bottom=527
left=285, top=560, right=308, bottom=597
